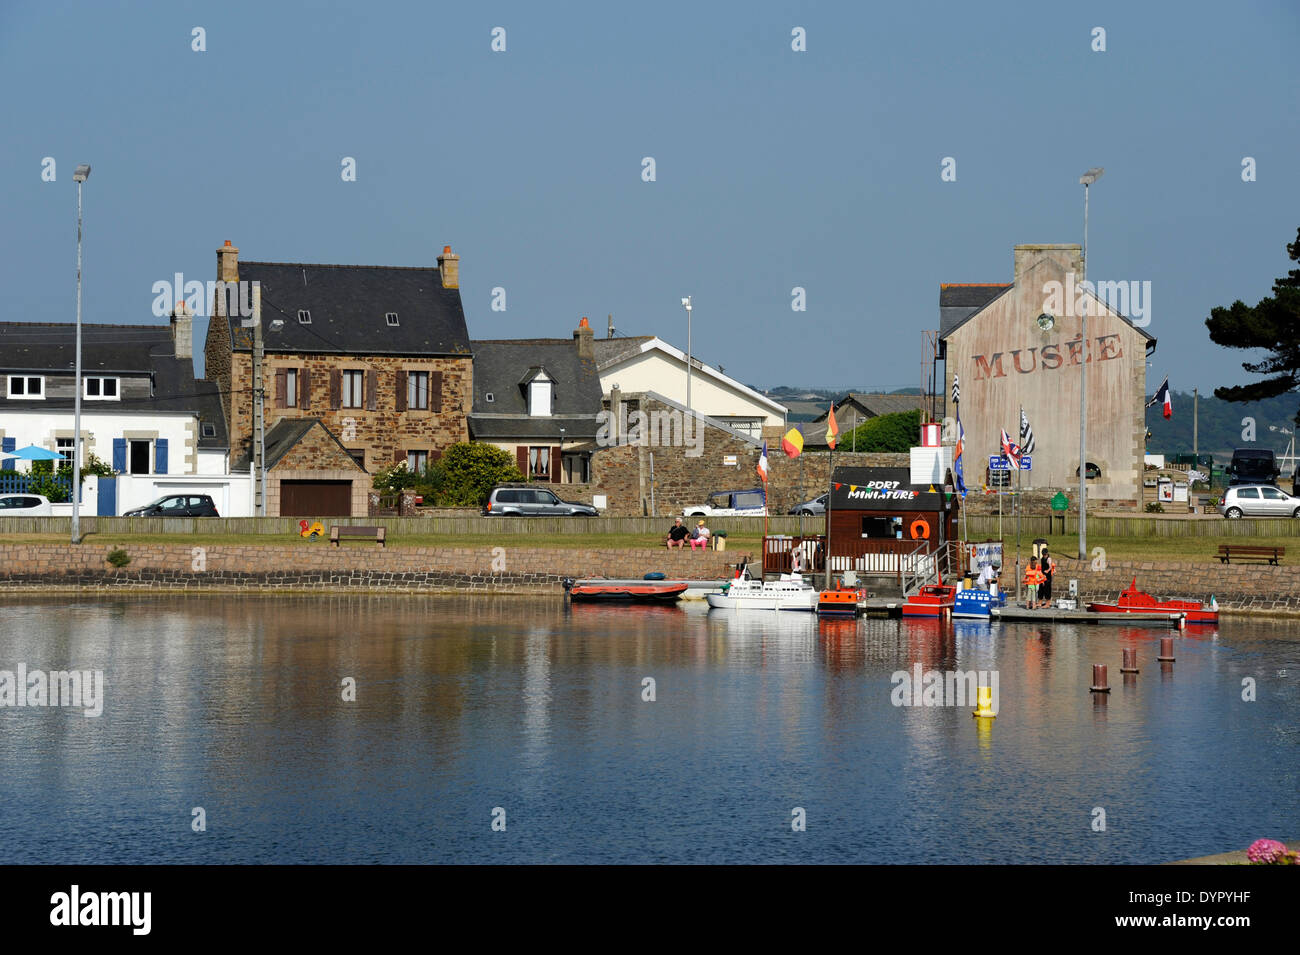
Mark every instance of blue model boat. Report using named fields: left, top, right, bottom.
left=952, top=588, right=1007, bottom=619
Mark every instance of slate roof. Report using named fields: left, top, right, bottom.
left=938, top=284, right=1013, bottom=338
left=227, top=262, right=471, bottom=357
left=592, top=336, right=654, bottom=366
left=468, top=339, right=603, bottom=441
left=0, top=322, right=228, bottom=450
left=231, top=416, right=361, bottom=472
left=807, top=393, right=926, bottom=424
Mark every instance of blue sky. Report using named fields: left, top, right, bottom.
left=1, top=0, right=1296, bottom=393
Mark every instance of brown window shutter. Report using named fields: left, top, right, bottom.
left=395, top=447, right=405, bottom=464
left=300, top=367, right=311, bottom=409
left=329, top=370, right=341, bottom=410
left=396, top=371, right=407, bottom=412
left=274, top=369, right=287, bottom=408
left=429, top=448, right=442, bottom=463
left=431, top=370, right=443, bottom=413
left=516, top=446, right=528, bottom=475
left=366, top=370, right=378, bottom=411
left=551, top=446, right=562, bottom=483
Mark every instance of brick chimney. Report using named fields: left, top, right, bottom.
left=1013, top=243, right=1082, bottom=284
left=438, top=245, right=460, bottom=289
left=170, top=300, right=193, bottom=360
left=608, top=384, right=621, bottom=441
left=574, top=316, right=594, bottom=359
left=217, top=239, right=239, bottom=284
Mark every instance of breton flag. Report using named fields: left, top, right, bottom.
left=825, top=403, right=840, bottom=450
left=781, top=427, right=804, bottom=458
left=757, top=441, right=769, bottom=483
left=1019, top=407, right=1036, bottom=456
left=1147, top=376, right=1172, bottom=419
left=1000, top=428, right=1023, bottom=469
left=952, top=374, right=960, bottom=406
left=954, top=413, right=967, bottom=497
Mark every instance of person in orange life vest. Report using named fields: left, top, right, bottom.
left=1023, top=558, right=1046, bottom=608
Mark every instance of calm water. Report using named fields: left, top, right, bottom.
left=0, top=595, right=1295, bottom=864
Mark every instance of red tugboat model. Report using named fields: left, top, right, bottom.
left=564, top=578, right=688, bottom=602
left=1088, top=578, right=1219, bottom=624
left=902, top=583, right=957, bottom=618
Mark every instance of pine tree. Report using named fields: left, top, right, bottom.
left=1206, top=226, right=1300, bottom=425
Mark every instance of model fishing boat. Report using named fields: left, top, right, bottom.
left=1087, top=577, right=1219, bottom=624
left=901, top=583, right=958, bottom=618
left=952, top=587, right=1007, bottom=619
left=817, top=586, right=865, bottom=616
left=563, top=578, right=688, bottom=602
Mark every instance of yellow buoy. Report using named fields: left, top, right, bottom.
left=972, top=684, right=996, bottom=718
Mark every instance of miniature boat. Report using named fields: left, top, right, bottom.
left=705, top=572, right=818, bottom=611
left=952, top=587, right=1007, bottom=619
left=817, top=587, right=864, bottom=616
left=902, top=583, right=957, bottom=617
left=564, top=578, right=688, bottom=602
left=1087, top=577, right=1219, bottom=624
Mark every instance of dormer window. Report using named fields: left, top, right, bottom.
left=297, top=310, right=311, bottom=324
left=386, top=312, right=399, bottom=326
left=84, top=377, right=119, bottom=400
left=528, top=374, right=552, bottom=417
left=201, top=423, right=217, bottom=438
left=7, top=376, right=44, bottom=399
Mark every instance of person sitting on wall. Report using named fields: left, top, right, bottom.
left=690, top=519, right=711, bottom=551
left=666, top=517, right=689, bottom=549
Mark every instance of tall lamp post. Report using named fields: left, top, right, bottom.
left=1078, top=166, right=1103, bottom=560
left=71, top=163, right=91, bottom=544
left=680, top=296, right=693, bottom=415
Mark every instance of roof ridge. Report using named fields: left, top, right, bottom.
left=241, top=261, right=437, bottom=271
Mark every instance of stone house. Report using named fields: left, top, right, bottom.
left=231, top=417, right=369, bottom=517
left=940, top=244, right=1156, bottom=508
left=203, top=241, right=473, bottom=481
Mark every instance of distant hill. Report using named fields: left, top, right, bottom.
left=1146, top=390, right=1300, bottom=464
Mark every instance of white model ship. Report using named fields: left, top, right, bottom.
left=705, top=565, right=818, bottom=612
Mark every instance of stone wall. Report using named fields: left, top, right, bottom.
left=0, top=543, right=741, bottom=595
left=1041, top=556, right=1299, bottom=614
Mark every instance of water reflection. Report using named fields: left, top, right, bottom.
left=0, top=595, right=1294, bottom=864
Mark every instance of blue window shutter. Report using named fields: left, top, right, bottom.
left=112, top=438, right=126, bottom=473
left=1, top=436, right=14, bottom=472
left=154, top=438, right=168, bottom=474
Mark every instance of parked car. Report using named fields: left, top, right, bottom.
left=482, top=486, right=598, bottom=516
left=0, top=494, right=52, bottom=516
left=1227, top=448, right=1281, bottom=486
left=787, top=493, right=827, bottom=516
left=1075, top=462, right=1102, bottom=480
left=1216, top=484, right=1300, bottom=519
left=124, top=494, right=220, bottom=517
left=683, top=488, right=767, bottom=518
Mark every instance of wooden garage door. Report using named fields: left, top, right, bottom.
left=280, top=480, right=352, bottom=517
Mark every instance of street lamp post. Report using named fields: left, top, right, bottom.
left=680, top=296, right=693, bottom=415
left=1078, top=167, right=1103, bottom=560
left=71, top=163, right=91, bottom=544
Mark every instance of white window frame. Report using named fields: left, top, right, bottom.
left=83, top=376, right=120, bottom=400
left=528, top=379, right=552, bottom=417
left=7, top=375, right=44, bottom=400
left=342, top=370, right=364, bottom=409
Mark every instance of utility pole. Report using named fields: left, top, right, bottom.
left=1193, top=387, right=1199, bottom=463
left=71, top=164, right=91, bottom=544
left=1078, top=167, right=1104, bottom=559
left=252, top=283, right=265, bottom=517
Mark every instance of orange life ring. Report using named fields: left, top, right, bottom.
left=909, top=518, right=931, bottom=540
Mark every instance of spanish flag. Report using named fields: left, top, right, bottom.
left=825, top=403, right=840, bottom=450
left=781, top=428, right=804, bottom=458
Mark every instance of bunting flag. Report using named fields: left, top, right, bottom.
left=954, top=413, right=967, bottom=497
left=951, top=374, right=960, bottom=405
left=825, top=403, right=840, bottom=449
left=756, top=441, right=769, bottom=483
left=1019, top=407, right=1036, bottom=455
left=1147, top=376, right=1172, bottom=419
left=781, top=427, right=804, bottom=458
left=1000, top=428, right=1022, bottom=469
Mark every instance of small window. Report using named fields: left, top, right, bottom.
left=201, top=423, right=217, bottom=438
left=297, top=310, right=311, bottom=324
left=285, top=368, right=299, bottom=409
left=528, top=446, right=551, bottom=480
left=407, top=371, right=429, bottom=410
left=342, top=370, right=364, bottom=408
left=407, top=450, right=428, bottom=472
left=485, top=392, right=495, bottom=403
left=56, top=437, right=74, bottom=462
left=386, top=312, right=399, bottom=326
left=84, top=376, right=119, bottom=400
left=7, top=376, right=44, bottom=399
left=1236, top=488, right=1260, bottom=499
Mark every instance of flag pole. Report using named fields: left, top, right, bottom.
left=824, top=438, right=834, bottom=589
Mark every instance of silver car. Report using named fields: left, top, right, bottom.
left=1216, top=484, right=1300, bottom=519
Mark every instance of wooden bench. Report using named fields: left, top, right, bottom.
left=330, top=525, right=386, bottom=547
left=1216, top=544, right=1283, bottom=564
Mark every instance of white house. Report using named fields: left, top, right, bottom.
left=0, top=307, right=232, bottom=513
left=592, top=334, right=786, bottom=438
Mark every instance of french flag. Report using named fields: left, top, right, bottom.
left=1148, top=376, right=1172, bottom=419
left=757, top=441, right=769, bottom=483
